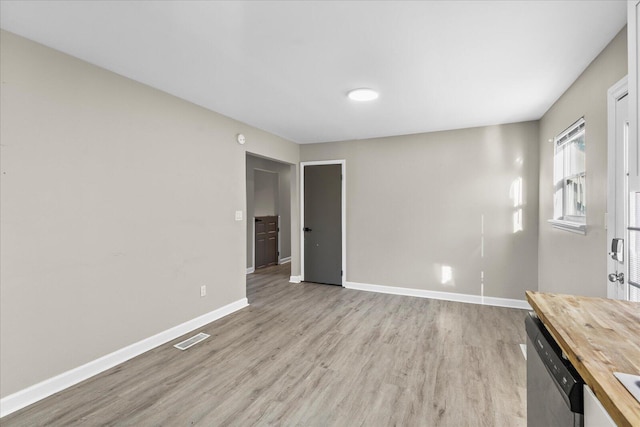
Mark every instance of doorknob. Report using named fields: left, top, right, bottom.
left=303, top=227, right=312, bottom=232
left=608, top=272, right=624, bottom=284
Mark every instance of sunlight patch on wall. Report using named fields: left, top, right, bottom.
left=510, top=176, right=524, bottom=233
left=513, top=209, right=523, bottom=233
left=435, top=264, right=455, bottom=287
left=511, top=177, right=523, bottom=207
left=441, top=265, right=453, bottom=284
left=480, top=214, right=485, bottom=258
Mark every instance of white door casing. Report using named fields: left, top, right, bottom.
left=607, top=76, right=629, bottom=300
left=300, top=160, right=346, bottom=286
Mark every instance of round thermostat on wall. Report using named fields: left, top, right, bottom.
left=237, top=134, right=246, bottom=145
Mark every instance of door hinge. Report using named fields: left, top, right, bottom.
left=341, top=270, right=343, bottom=276
left=277, top=251, right=280, bottom=256
left=277, top=227, right=280, bottom=232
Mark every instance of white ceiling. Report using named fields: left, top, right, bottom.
left=0, top=1, right=628, bottom=144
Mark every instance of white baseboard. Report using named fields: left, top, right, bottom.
left=289, top=275, right=301, bottom=283
left=246, top=267, right=255, bottom=274
left=344, top=281, right=531, bottom=310
left=0, top=298, right=248, bottom=418
left=279, top=257, right=291, bottom=264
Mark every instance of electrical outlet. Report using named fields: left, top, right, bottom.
left=235, top=210, right=243, bottom=221
left=200, top=285, right=206, bottom=297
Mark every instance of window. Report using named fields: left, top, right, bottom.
left=628, top=193, right=640, bottom=302
left=549, top=118, right=586, bottom=234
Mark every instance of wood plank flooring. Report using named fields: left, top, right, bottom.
left=2, top=264, right=528, bottom=426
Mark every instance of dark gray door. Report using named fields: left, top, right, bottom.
left=255, top=216, right=278, bottom=269
left=304, top=164, right=342, bottom=285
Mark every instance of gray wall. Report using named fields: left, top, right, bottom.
left=0, top=30, right=299, bottom=398
left=254, top=170, right=278, bottom=216
left=538, top=28, right=627, bottom=297
left=301, top=121, right=540, bottom=301
left=246, top=154, right=293, bottom=268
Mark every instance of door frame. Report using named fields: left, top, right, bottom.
left=606, top=75, right=629, bottom=299
left=300, top=160, right=346, bottom=286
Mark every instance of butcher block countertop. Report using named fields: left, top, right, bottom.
left=525, top=291, right=640, bottom=427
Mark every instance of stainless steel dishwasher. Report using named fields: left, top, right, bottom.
left=525, top=312, right=584, bottom=427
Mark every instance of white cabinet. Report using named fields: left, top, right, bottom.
left=584, top=385, right=616, bottom=427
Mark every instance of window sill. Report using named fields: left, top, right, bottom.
left=548, top=219, right=586, bottom=235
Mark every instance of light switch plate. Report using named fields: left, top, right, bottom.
left=235, top=211, right=243, bottom=221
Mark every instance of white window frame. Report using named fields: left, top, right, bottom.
left=548, top=118, right=587, bottom=234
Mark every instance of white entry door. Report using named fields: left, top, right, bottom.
left=607, top=77, right=629, bottom=300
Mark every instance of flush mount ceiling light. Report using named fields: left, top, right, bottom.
left=347, top=88, right=379, bottom=102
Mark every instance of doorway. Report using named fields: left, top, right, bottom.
left=301, top=160, right=346, bottom=286
left=246, top=154, right=293, bottom=274
left=607, top=76, right=631, bottom=300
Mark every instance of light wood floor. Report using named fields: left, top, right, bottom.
left=2, top=264, right=528, bottom=426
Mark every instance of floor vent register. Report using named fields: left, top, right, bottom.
left=174, top=332, right=210, bottom=350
